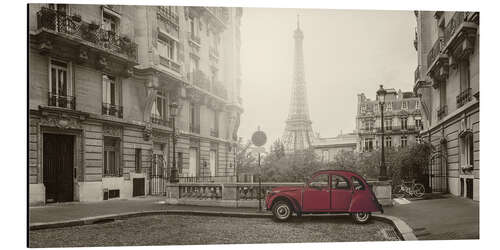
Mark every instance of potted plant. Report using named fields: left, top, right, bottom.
left=71, top=13, right=81, bottom=22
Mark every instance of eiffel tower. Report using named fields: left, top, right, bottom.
left=282, top=15, right=315, bottom=153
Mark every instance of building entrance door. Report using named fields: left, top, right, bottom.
left=43, top=134, right=74, bottom=203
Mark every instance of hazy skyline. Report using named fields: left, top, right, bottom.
left=239, top=7, right=417, bottom=148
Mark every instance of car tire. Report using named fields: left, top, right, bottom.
left=272, top=201, right=293, bottom=222
left=351, top=212, right=372, bottom=224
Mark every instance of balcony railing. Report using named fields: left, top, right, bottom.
left=456, top=88, right=472, bottom=108
left=102, top=103, right=123, bottom=118
left=444, top=12, right=466, bottom=46
left=48, top=92, right=75, bottom=109
left=437, top=105, right=447, bottom=120
left=151, top=114, right=172, bottom=127
left=210, top=128, right=219, bottom=137
left=178, top=175, right=236, bottom=184
left=190, top=124, right=200, bottom=134
left=159, top=56, right=181, bottom=73
left=427, top=37, right=445, bottom=68
left=157, top=6, right=179, bottom=26
left=37, top=7, right=137, bottom=61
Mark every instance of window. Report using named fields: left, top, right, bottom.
left=322, top=151, right=329, bottom=163
left=440, top=81, right=447, bottom=108
left=415, top=118, right=423, bottom=130
left=374, top=104, right=379, bottom=112
left=49, top=59, right=73, bottom=109
left=364, top=138, right=374, bottom=151
left=461, top=133, right=474, bottom=167
left=104, top=137, right=121, bottom=176
left=102, top=11, right=119, bottom=34
left=188, top=15, right=199, bottom=40
left=402, top=101, right=408, bottom=110
left=209, top=149, right=217, bottom=177
left=415, top=100, right=420, bottom=110
left=151, top=89, right=169, bottom=122
left=102, top=74, right=122, bottom=117
left=189, top=56, right=199, bottom=74
left=158, top=34, right=177, bottom=61
left=331, top=175, right=350, bottom=190
left=385, top=136, right=392, bottom=148
left=211, top=109, right=219, bottom=137
left=401, top=136, right=408, bottom=147
left=401, top=117, right=408, bottom=130
left=459, top=59, right=471, bottom=92
left=385, top=119, right=392, bottom=130
left=189, top=102, right=200, bottom=133
left=134, top=148, right=142, bottom=173
left=386, top=102, right=393, bottom=111
left=309, top=174, right=329, bottom=189
left=352, top=176, right=365, bottom=191
left=177, top=152, right=183, bottom=174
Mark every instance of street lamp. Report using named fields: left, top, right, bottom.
left=377, top=85, right=388, bottom=181
left=170, top=102, right=179, bottom=183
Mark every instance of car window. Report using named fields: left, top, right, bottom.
left=352, top=176, right=365, bottom=191
left=309, top=174, right=329, bottom=189
left=331, top=175, right=350, bottom=190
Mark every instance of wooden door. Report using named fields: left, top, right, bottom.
left=43, top=134, right=74, bottom=203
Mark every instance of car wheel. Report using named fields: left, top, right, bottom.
left=351, top=212, right=371, bottom=224
left=272, top=201, right=293, bottom=222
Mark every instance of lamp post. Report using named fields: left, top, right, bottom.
left=170, top=102, right=179, bottom=183
left=377, top=85, right=388, bottom=181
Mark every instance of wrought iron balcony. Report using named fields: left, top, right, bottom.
left=157, top=6, right=179, bottom=26
left=427, top=37, right=446, bottom=69
left=48, top=92, right=75, bottom=109
left=437, top=105, right=447, bottom=120
left=210, top=128, right=219, bottom=137
left=190, top=124, right=200, bottom=134
left=456, top=88, right=472, bottom=108
left=159, top=56, right=181, bottom=73
left=36, top=7, right=138, bottom=62
left=151, top=114, right=172, bottom=127
left=102, top=103, right=123, bottom=118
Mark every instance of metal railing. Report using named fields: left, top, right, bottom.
left=178, top=175, right=237, bottom=183
left=151, top=114, right=172, bottom=127
left=456, top=88, right=472, bottom=108
left=157, top=6, right=179, bottom=26
left=444, top=12, right=466, bottom=46
left=427, top=37, right=445, bottom=68
left=159, top=56, right=181, bottom=73
left=36, top=7, right=137, bottom=61
left=102, top=103, right=123, bottom=118
left=48, top=92, right=75, bottom=109
left=179, top=184, right=223, bottom=200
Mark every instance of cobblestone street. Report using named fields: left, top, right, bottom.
left=29, top=214, right=398, bottom=247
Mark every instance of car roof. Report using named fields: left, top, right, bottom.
left=313, top=169, right=363, bottom=177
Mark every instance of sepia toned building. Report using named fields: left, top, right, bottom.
left=413, top=11, right=479, bottom=200
left=356, top=88, right=424, bottom=152
left=312, top=133, right=358, bottom=163
left=28, top=4, right=243, bottom=205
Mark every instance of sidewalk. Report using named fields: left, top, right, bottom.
left=385, top=194, right=479, bottom=240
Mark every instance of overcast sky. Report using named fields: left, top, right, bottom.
left=238, top=7, right=417, bottom=148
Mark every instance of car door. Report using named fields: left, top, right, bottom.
left=330, top=174, right=352, bottom=211
left=302, top=173, right=330, bottom=211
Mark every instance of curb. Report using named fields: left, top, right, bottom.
left=30, top=210, right=416, bottom=241
left=373, top=214, right=418, bottom=241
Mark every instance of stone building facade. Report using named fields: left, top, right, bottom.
left=312, top=133, right=358, bottom=163
left=28, top=4, right=243, bottom=205
left=356, top=88, right=424, bottom=152
left=413, top=11, right=479, bottom=200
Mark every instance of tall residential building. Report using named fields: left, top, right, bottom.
left=413, top=11, right=479, bottom=200
left=28, top=4, right=243, bottom=205
left=282, top=16, right=315, bottom=153
left=356, top=88, right=423, bottom=152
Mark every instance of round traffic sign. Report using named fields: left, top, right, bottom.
left=251, top=130, right=267, bottom=147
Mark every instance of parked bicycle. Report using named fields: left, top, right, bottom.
left=393, top=179, right=425, bottom=198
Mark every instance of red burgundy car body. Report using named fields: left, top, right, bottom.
left=265, top=170, right=383, bottom=223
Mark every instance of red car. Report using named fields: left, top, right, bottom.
left=265, top=170, right=384, bottom=223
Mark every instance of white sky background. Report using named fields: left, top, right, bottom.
left=239, top=7, right=417, bottom=147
